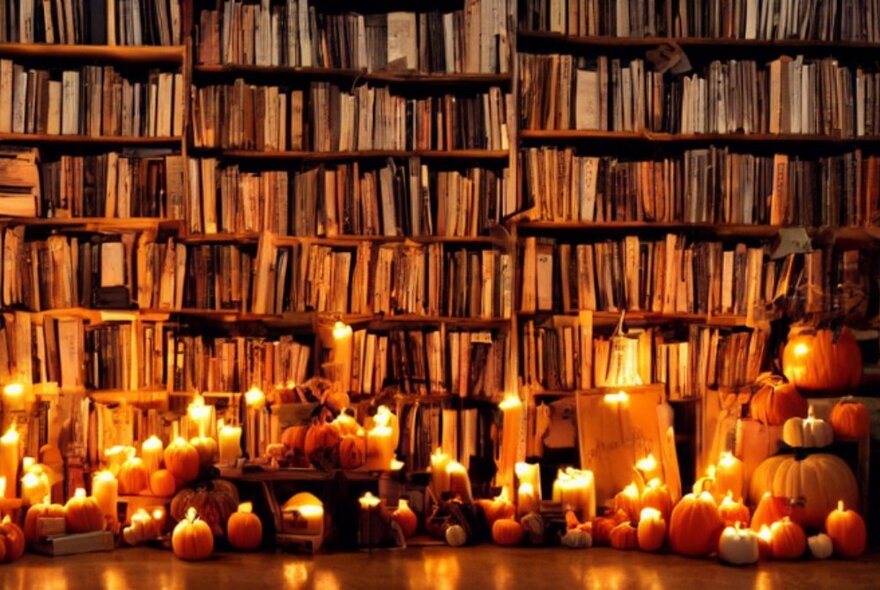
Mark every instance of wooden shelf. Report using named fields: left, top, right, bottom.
left=5, top=217, right=182, bottom=232
left=0, top=133, right=182, bottom=146
left=194, top=64, right=511, bottom=86
left=517, top=310, right=749, bottom=327
left=515, top=221, right=784, bottom=238
left=0, top=43, right=185, bottom=63
left=218, top=466, right=379, bottom=482
left=518, top=129, right=880, bottom=144
left=192, top=148, right=510, bottom=161
left=182, top=232, right=509, bottom=247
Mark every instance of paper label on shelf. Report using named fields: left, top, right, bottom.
left=770, top=227, right=811, bottom=259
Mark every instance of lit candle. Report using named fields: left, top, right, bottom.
left=245, top=387, right=266, bottom=460
left=218, top=421, right=242, bottom=467
left=757, top=524, right=773, bottom=558
left=295, top=504, right=325, bottom=536
left=245, top=387, right=266, bottom=411
left=365, top=422, right=394, bottom=471
left=0, top=426, right=20, bottom=499
left=332, top=321, right=353, bottom=393
left=104, top=445, right=133, bottom=476
left=21, top=471, right=49, bottom=505
left=373, top=406, right=399, bottom=450
left=0, top=477, right=5, bottom=498
left=641, top=478, right=673, bottom=521
left=497, top=393, right=523, bottom=489
left=634, top=453, right=662, bottom=485
left=515, top=462, right=541, bottom=501
left=152, top=508, right=167, bottom=533
left=517, top=482, right=538, bottom=517
left=613, top=482, right=642, bottom=522
left=692, top=464, right=717, bottom=497
left=284, top=493, right=325, bottom=537
left=91, top=470, right=118, bottom=527
left=714, top=452, right=744, bottom=502
left=359, top=491, right=381, bottom=510
left=141, top=436, right=164, bottom=477
left=2, top=383, right=24, bottom=413
left=552, top=467, right=596, bottom=521
left=187, top=393, right=213, bottom=439
left=446, top=461, right=473, bottom=503
left=430, top=448, right=451, bottom=498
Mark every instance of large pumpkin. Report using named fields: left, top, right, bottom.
left=668, top=492, right=724, bottom=557
left=0, top=518, right=25, bottom=563
left=782, top=327, right=862, bottom=394
left=118, top=458, right=150, bottom=495
left=24, top=502, right=66, bottom=545
left=163, top=437, right=200, bottom=486
left=339, top=434, right=366, bottom=470
left=749, top=382, right=807, bottom=426
left=64, top=488, right=105, bottom=534
left=830, top=397, right=870, bottom=439
left=172, top=507, right=214, bottom=561
left=227, top=502, right=262, bottom=551
left=304, top=423, right=341, bottom=467
left=170, top=479, right=240, bottom=537
left=749, top=454, right=859, bottom=529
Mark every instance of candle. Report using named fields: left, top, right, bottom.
left=635, top=453, right=662, bottom=485
left=693, top=464, right=717, bottom=497
left=446, top=461, right=473, bottom=503
left=245, top=387, right=266, bottom=460
left=245, top=387, right=266, bottom=410
left=152, top=508, right=167, bottom=533
left=373, top=406, right=399, bottom=450
left=92, top=470, right=118, bottom=527
left=141, top=436, right=164, bottom=476
left=218, top=421, right=242, bottom=467
left=359, top=491, right=381, bottom=510
left=430, top=448, right=451, bottom=498
left=641, top=478, right=673, bottom=521
left=366, top=422, right=394, bottom=471
left=2, top=383, right=24, bottom=413
left=0, top=477, right=5, bottom=498
left=0, top=426, right=20, bottom=499
left=517, top=482, right=538, bottom=517
left=187, top=393, right=213, bottom=439
left=714, top=452, right=744, bottom=502
left=497, top=393, right=523, bottom=489
left=515, top=462, right=541, bottom=501
left=552, top=467, right=596, bottom=521
left=21, top=471, right=49, bottom=505
left=104, top=445, right=133, bottom=476
left=613, top=482, right=641, bottom=522
left=293, top=504, right=325, bottom=536
left=332, top=321, right=353, bottom=393
left=757, top=524, right=773, bottom=558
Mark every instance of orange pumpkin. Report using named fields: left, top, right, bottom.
left=613, top=483, right=641, bottom=523
left=227, top=502, right=262, bottom=551
left=769, top=517, right=806, bottom=560
left=392, top=499, right=418, bottom=538
left=564, top=510, right=592, bottom=534
left=637, top=508, right=666, bottom=552
left=170, top=479, right=240, bottom=537
left=641, top=479, right=673, bottom=522
left=0, top=518, right=25, bottom=563
left=825, top=501, right=866, bottom=559
left=491, top=518, right=524, bottom=546
left=281, top=425, right=309, bottom=466
left=304, top=422, right=341, bottom=466
left=118, top=457, right=150, bottom=495
left=163, top=438, right=200, bottom=486
left=64, top=488, right=105, bottom=534
left=668, top=492, right=724, bottom=557
left=339, top=434, right=366, bottom=470
left=477, top=495, right=516, bottom=528
left=592, top=516, right=616, bottom=546
left=749, top=381, right=807, bottom=426
left=750, top=493, right=788, bottom=531
left=172, top=507, right=214, bottom=561
left=150, top=469, right=177, bottom=497
left=830, top=397, right=870, bottom=439
left=24, top=502, right=65, bottom=545
left=782, top=327, right=862, bottom=394
left=609, top=521, right=638, bottom=550
left=717, top=492, right=750, bottom=527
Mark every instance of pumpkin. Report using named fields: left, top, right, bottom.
left=172, top=507, right=214, bottom=561
left=591, top=516, right=616, bottom=546
left=613, top=483, right=641, bottom=523
left=170, top=479, right=240, bottom=537
left=830, top=397, right=870, bottom=439
left=163, top=437, right=200, bottom=486
left=769, top=517, right=806, bottom=560
left=782, top=326, right=862, bottom=394
left=718, top=492, right=750, bottom=527
left=392, top=499, right=418, bottom=538
left=564, top=511, right=592, bottom=534
left=476, top=495, right=515, bottom=528
left=640, top=479, right=673, bottom=522
left=339, top=434, right=366, bottom=470
left=750, top=493, right=790, bottom=531
left=782, top=413, right=833, bottom=448
left=281, top=425, right=309, bottom=466
left=64, top=488, right=105, bottom=534
left=825, top=500, right=866, bottom=559
left=609, top=521, right=638, bottom=550
left=718, top=523, right=759, bottom=565
left=491, top=518, right=524, bottom=546
left=118, top=457, right=150, bottom=495
left=668, top=492, right=724, bottom=557
left=0, top=518, right=25, bottom=563
left=636, top=508, right=665, bottom=552
left=151, top=469, right=177, bottom=497
left=560, top=528, right=592, bottom=549
left=304, top=422, right=341, bottom=467
left=521, top=512, right=545, bottom=545
left=808, top=533, right=833, bottom=560
left=445, top=524, right=467, bottom=547
left=749, top=381, right=807, bottom=426
left=227, top=502, right=262, bottom=551
left=24, top=502, right=65, bottom=545
left=749, top=454, right=859, bottom=529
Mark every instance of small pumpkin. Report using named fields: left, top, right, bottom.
left=118, top=457, right=150, bottom=495
left=609, top=521, right=638, bottom=551
left=640, top=479, right=673, bottom=522
left=668, top=492, right=724, bottom=557
left=304, top=422, right=341, bottom=467
left=750, top=493, right=797, bottom=531
left=0, top=517, right=25, bottom=563
left=718, top=492, right=750, bottom=528
left=64, top=488, right=105, bottom=534
left=769, top=517, right=806, bottom=560
left=782, top=412, right=833, bottom=448
left=830, top=397, right=870, bottom=439
left=782, top=326, right=862, bottom=394
left=718, top=523, right=759, bottom=565
left=808, top=533, right=833, bottom=560
left=281, top=425, right=309, bottom=466
left=591, top=516, right=616, bottom=546
left=477, top=494, right=516, bottom=528
left=445, top=524, right=467, bottom=547
left=491, top=518, right=524, bottom=546
left=163, top=437, right=200, bottom=486
left=339, top=433, right=366, bottom=470
left=150, top=469, right=177, bottom=497
left=825, top=500, right=866, bottom=559
left=172, top=507, right=214, bottom=561
left=749, top=381, right=807, bottom=426
left=636, top=508, right=666, bottom=552
left=392, top=499, right=418, bottom=538
left=227, top=502, right=263, bottom=551
left=170, top=479, right=240, bottom=537
left=613, top=483, right=641, bottom=523
left=24, top=502, right=65, bottom=545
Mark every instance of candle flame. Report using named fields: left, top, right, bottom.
left=298, top=504, right=323, bottom=517
left=238, top=502, right=253, bottom=514
left=639, top=507, right=662, bottom=521
left=142, top=436, right=163, bottom=451
left=1, top=425, right=18, bottom=442
left=793, top=342, right=809, bottom=357
left=185, top=507, right=199, bottom=523
left=3, top=383, right=23, bottom=396
left=518, top=482, right=534, bottom=496
left=359, top=492, right=380, bottom=508
left=245, top=387, right=266, bottom=409
left=721, top=491, right=735, bottom=505
left=646, top=478, right=663, bottom=489
left=22, top=472, right=40, bottom=487
left=635, top=454, right=657, bottom=473
left=622, top=482, right=639, bottom=497
left=332, top=320, right=352, bottom=340
left=390, top=459, right=405, bottom=471
left=22, top=456, right=35, bottom=471
left=94, top=470, right=116, bottom=483
left=718, top=451, right=737, bottom=466
left=603, top=391, right=629, bottom=404
left=153, top=509, right=164, bottom=520
left=837, top=500, right=846, bottom=512
left=374, top=405, right=392, bottom=427
left=495, top=487, right=511, bottom=503
left=74, top=487, right=87, bottom=499
left=807, top=405, right=815, bottom=420
left=498, top=392, right=522, bottom=410
left=707, top=465, right=717, bottom=479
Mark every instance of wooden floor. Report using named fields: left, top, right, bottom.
left=1, top=546, right=878, bottom=589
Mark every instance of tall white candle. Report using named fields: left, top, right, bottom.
left=332, top=321, right=353, bottom=393
left=430, top=448, right=451, bottom=497
left=92, top=471, right=118, bottom=526
left=0, top=426, right=20, bottom=499
left=218, top=421, right=242, bottom=467
left=141, top=436, right=164, bottom=477
left=3, top=383, right=24, bottom=413
left=497, top=393, right=523, bottom=489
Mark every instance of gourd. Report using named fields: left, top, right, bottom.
left=491, top=518, right=524, bottom=546
left=227, top=502, right=263, bottom=551
left=830, top=397, right=871, bottom=438
left=717, top=523, right=759, bottom=565
left=668, top=492, right=724, bottom=557
left=163, top=438, right=200, bottom=486
left=172, top=507, right=214, bottom=561
left=64, top=488, right=105, bottom=534
left=171, top=479, right=240, bottom=537
left=825, top=501, right=866, bottom=559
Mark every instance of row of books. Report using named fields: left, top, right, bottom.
left=519, top=0, right=880, bottom=42
left=186, top=159, right=510, bottom=237
left=38, top=152, right=184, bottom=220
left=191, top=80, right=511, bottom=151
left=519, top=53, right=880, bottom=136
left=0, top=61, right=184, bottom=137
left=197, top=0, right=511, bottom=74
left=522, top=147, right=880, bottom=227
left=0, top=0, right=182, bottom=45
left=84, top=321, right=165, bottom=391
left=518, top=235, right=845, bottom=317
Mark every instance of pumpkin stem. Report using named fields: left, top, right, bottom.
left=734, top=521, right=741, bottom=533
left=186, top=506, right=198, bottom=523
left=838, top=500, right=845, bottom=512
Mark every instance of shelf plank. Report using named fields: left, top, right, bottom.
left=193, top=64, right=511, bottom=85
left=0, top=43, right=185, bottom=63
left=518, top=129, right=880, bottom=144
left=3, top=217, right=182, bottom=232
left=195, top=148, right=510, bottom=161
left=182, top=232, right=509, bottom=247
left=515, top=221, right=784, bottom=238
left=0, top=133, right=182, bottom=146
left=517, top=310, right=749, bottom=327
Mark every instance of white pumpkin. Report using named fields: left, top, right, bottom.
left=718, top=524, right=759, bottom=565
left=808, top=533, right=833, bottom=560
left=445, top=524, right=467, bottom=547
left=560, top=528, right=592, bottom=549
left=782, top=411, right=833, bottom=448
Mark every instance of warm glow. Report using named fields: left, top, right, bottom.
left=245, top=387, right=266, bottom=409
left=390, top=459, right=405, bottom=471
left=1, top=425, right=18, bottom=443
left=0, top=477, right=5, bottom=496
left=636, top=454, right=657, bottom=473
left=298, top=504, right=324, bottom=518
left=807, top=405, right=816, bottom=421
left=333, top=321, right=353, bottom=340
left=793, top=342, right=810, bottom=357
left=758, top=524, right=772, bottom=543
left=374, top=405, right=393, bottom=427
left=622, top=482, right=639, bottom=497
left=238, top=502, right=253, bottom=514
left=153, top=509, right=164, bottom=521
left=143, top=436, right=163, bottom=451
left=74, top=487, right=87, bottom=499
left=646, top=477, right=663, bottom=489
left=640, top=507, right=662, bottom=521
left=3, top=383, right=23, bottom=396
left=498, top=392, right=522, bottom=410
left=21, top=472, right=39, bottom=488
left=718, top=452, right=736, bottom=467
left=837, top=500, right=846, bottom=512
left=519, top=482, right=535, bottom=496
left=495, top=487, right=511, bottom=502
left=22, top=456, right=35, bottom=471
left=603, top=390, right=629, bottom=404
left=185, top=506, right=199, bottom=522
left=359, top=492, right=381, bottom=509
left=94, top=470, right=116, bottom=483
left=707, top=464, right=717, bottom=479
